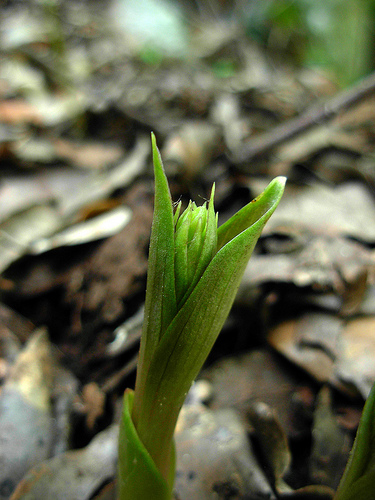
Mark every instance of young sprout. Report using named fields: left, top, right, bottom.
left=118, top=134, right=286, bottom=500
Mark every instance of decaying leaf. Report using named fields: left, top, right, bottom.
left=162, top=121, right=220, bottom=180
left=247, top=401, right=291, bottom=489
left=10, top=424, right=118, bottom=500
left=269, top=312, right=375, bottom=398
left=30, top=206, right=132, bottom=255
left=2, top=2, right=375, bottom=497
left=264, top=182, right=375, bottom=244
left=105, top=306, right=144, bottom=357
left=53, top=138, right=124, bottom=171
left=0, top=205, right=61, bottom=274
left=60, top=136, right=149, bottom=219
left=0, top=329, right=54, bottom=499
left=0, top=169, right=85, bottom=224
left=238, top=195, right=375, bottom=317
left=309, top=386, right=352, bottom=490
left=174, top=403, right=275, bottom=500
left=202, top=349, right=312, bottom=438
left=335, top=316, right=375, bottom=398
left=269, top=315, right=336, bottom=387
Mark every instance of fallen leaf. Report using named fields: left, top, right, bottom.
left=202, top=349, right=311, bottom=438
left=309, top=386, right=351, bottom=489
left=269, top=312, right=375, bottom=398
left=54, top=138, right=124, bottom=171
left=0, top=100, right=42, bottom=125
left=0, top=329, right=54, bottom=499
left=0, top=204, right=61, bottom=273
left=10, top=424, right=118, bottom=500
left=175, top=404, right=275, bottom=500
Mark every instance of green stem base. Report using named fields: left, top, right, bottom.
left=118, top=389, right=174, bottom=500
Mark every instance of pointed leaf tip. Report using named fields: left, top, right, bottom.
left=217, top=176, right=286, bottom=251
left=275, top=176, right=287, bottom=186
left=273, top=176, right=287, bottom=194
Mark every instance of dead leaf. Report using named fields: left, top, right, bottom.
left=264, top=182, right=375, bottom=243
left=0, top=329, right=54, bottom=499
left=335, top=316, right=375, bottom=398
left=0, top=204, right=61, bottom=273
left=202, top=349, right=311, bottom=438
left=268, top=316, right=337, bottom=388
left=75, top=382, right=106, bottom=431
left=10, top=424, right=118, bottom=500
left=309, top=386, right=351, bottom=489
left=54, top=139, right=124, bottom=171
left=30, top=206, right=132, bottom=255
left=162, top=120, right=220, bottom=180
left=175, top=404, right=275, bottom=500
left=239, top=230, right=375, bottom=315
left=269, top=313, right=375, bottom=398
left=247, top=401, right=291, bottom=487
left=0, top=100, right=42, bottom=125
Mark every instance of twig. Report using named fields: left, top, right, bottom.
left=234, top=71, right=375, bottom=164
left=102, top=354, right=138, bottom=394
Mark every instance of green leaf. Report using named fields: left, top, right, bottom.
left=118, top=389, right=173, bottom=500
left=334, top=381, right=375, bottom=500
left=217, top=177, right=284, bottom=251
left=132, top=133, right=177, bottom=431
left=148, top=133, right=177, bottom=339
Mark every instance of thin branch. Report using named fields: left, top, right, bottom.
left=234, top=71, right=375, bottom=164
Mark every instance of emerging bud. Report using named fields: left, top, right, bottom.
left=174, top=187, right=217, bottom=306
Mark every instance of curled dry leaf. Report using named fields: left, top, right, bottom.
left=162, top=121, right=220, bottom=181
left=241, top=233, right=375, bottom=304
left=60, top=135, right=149, bottom=219
left=265, top=182, right=375, bottom=244
left=53, top=138, right=124, bottom=171
left=247, top=401, right=291, bottom=488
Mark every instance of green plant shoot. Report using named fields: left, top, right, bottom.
left=334, top=381, right=375, bottom=500
left=118, top=134, right=286, bottom=500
